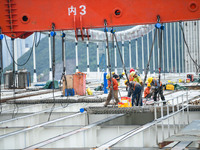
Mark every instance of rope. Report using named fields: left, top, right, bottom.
left=112, top=31, right=129, bottom=82
left=4, top=33, right=36, bottom=67
left=60, top=33, right=69, bottom=108
left=179, top=22, right=200, bottom=71
left=104, top=20, right=114, bottom=102
left=35, top=32, right=41, bottom=47
left=158, top=24, right=163, bottom=85
left=11, top=38, right=18, bottom=118
left=48, top=23, right=56, bottom=121
left=0, top=29, right=3, bottom=113
left=138, top=20, right=159, bottom=106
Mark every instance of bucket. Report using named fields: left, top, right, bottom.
left=73, top=72, right=86, bottom=96
left=118, top=97, right=132, bottom=107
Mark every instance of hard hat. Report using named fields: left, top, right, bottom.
left=130, top=71, right=135, bottom=77
left=147, top=83, right=151, bottom=87
left=112, top=72, right=115, bottom=75
left=122, top=72, right=125, bottom=75
left=106, top=74, right=110, bottom=79
left=148, top=77, right=153, bottom=83
left=124, top=80, right=128, bottom=85
left=130, top=68, right=135, bottom=73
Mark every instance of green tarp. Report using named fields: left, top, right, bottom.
left=174, top=84, right=187, bottom=90
left=43, top=80, right=59, bottom=89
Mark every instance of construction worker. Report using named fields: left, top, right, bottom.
left=112, top=72, right=120, bottom=81
left=119, top=72, right=125, bottom=79
left=130, top=68, right=135, bottom=73
left=144, top=83, right=152, bottom=98
left=128, top=68, right=135, bottom=96
left=104, top=74, right=119, bottom=107
left=129, top=68, right=135, bottom=81
left=130, top=71, right=143, bottom=85
left=148, top=77, right=166, bottom=104
left=112, top=72, right=121, bottom=86
left=129, top=81, right=142, bottom=106
left=135, top=67, right=140, bottom=76
left=124, top=79, right=128, bottom=91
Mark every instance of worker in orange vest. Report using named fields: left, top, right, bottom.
left=148, top=77, right=166, bottom=104
left=144, top=83, right=153, bottom=98
left=104, top=74, right=119, bottom=107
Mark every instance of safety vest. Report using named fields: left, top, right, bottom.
left=133, top=76, right=142, bottom=85
left=132, top=82, right=137, bottom=91
left=151, top=79, right=162, bottom=88
left=129, top=74, right=134, bottom=81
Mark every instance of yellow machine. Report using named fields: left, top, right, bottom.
left=166, top=84, right=174, bottom=90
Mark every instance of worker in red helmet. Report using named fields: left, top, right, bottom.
left=129, top=68, right=135, bottom=73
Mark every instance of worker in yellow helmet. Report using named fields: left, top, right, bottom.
left=124, top=79, right=129, bottom=91
left=104, top=74, right=119, bottom=107
left=112, top=72, right=120, bottom=86
left=130, top=71, right=143, bottom=85
left=112, top=72, right=120, bottom=81
left=147, top=77, right=166, bottom=104
left=119, top=72, right=125, bottom=79
left=144, top=83, right=152, bottom=98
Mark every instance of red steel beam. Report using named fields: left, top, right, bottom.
left=0, top=0, right=199, bottom=38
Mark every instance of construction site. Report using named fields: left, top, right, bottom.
left=0, top=0, right=200, bottom=150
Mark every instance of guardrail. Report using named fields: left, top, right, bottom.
left=153, top=91, right=189, bottom=145
left=97, top=91, right=190, bottom=149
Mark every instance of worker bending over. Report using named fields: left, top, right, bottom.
left=124, top=80, right=128, bottom=91
left=119, top=72, right=125, bottom=79
left=104, top=74, right=119, bottom=107
left=144, top=83, right=153, bottom=98
left=148, top=77, right=166, bottom=105
left=129, top=81, right=142, bottom=106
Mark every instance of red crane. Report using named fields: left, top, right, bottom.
left=0, top=0, right=199, bottom=39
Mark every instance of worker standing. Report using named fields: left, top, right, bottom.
left=148, top=77, right=166, bottom=104
left=129, top=81, right=142, bottom=106
left=144, top=83, right=153, bottom=98
left=104, top=74, right=119, bottom=107
left=112, top=72, right=120, bottom=81
left=112, top=72, right=120, bottom=85
left=130, top=72, right=143, bottom=85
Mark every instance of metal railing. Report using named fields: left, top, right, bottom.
left=97, top=91, right=190, bottom=149
left=153, top=91, right=189, bottom=145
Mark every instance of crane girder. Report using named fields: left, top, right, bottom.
left=0, top=0, right=199, bottom=39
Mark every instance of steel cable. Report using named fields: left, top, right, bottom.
left=4, top=33, right=36, bottom=67
left=179, top=22, right=200, bottom=71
